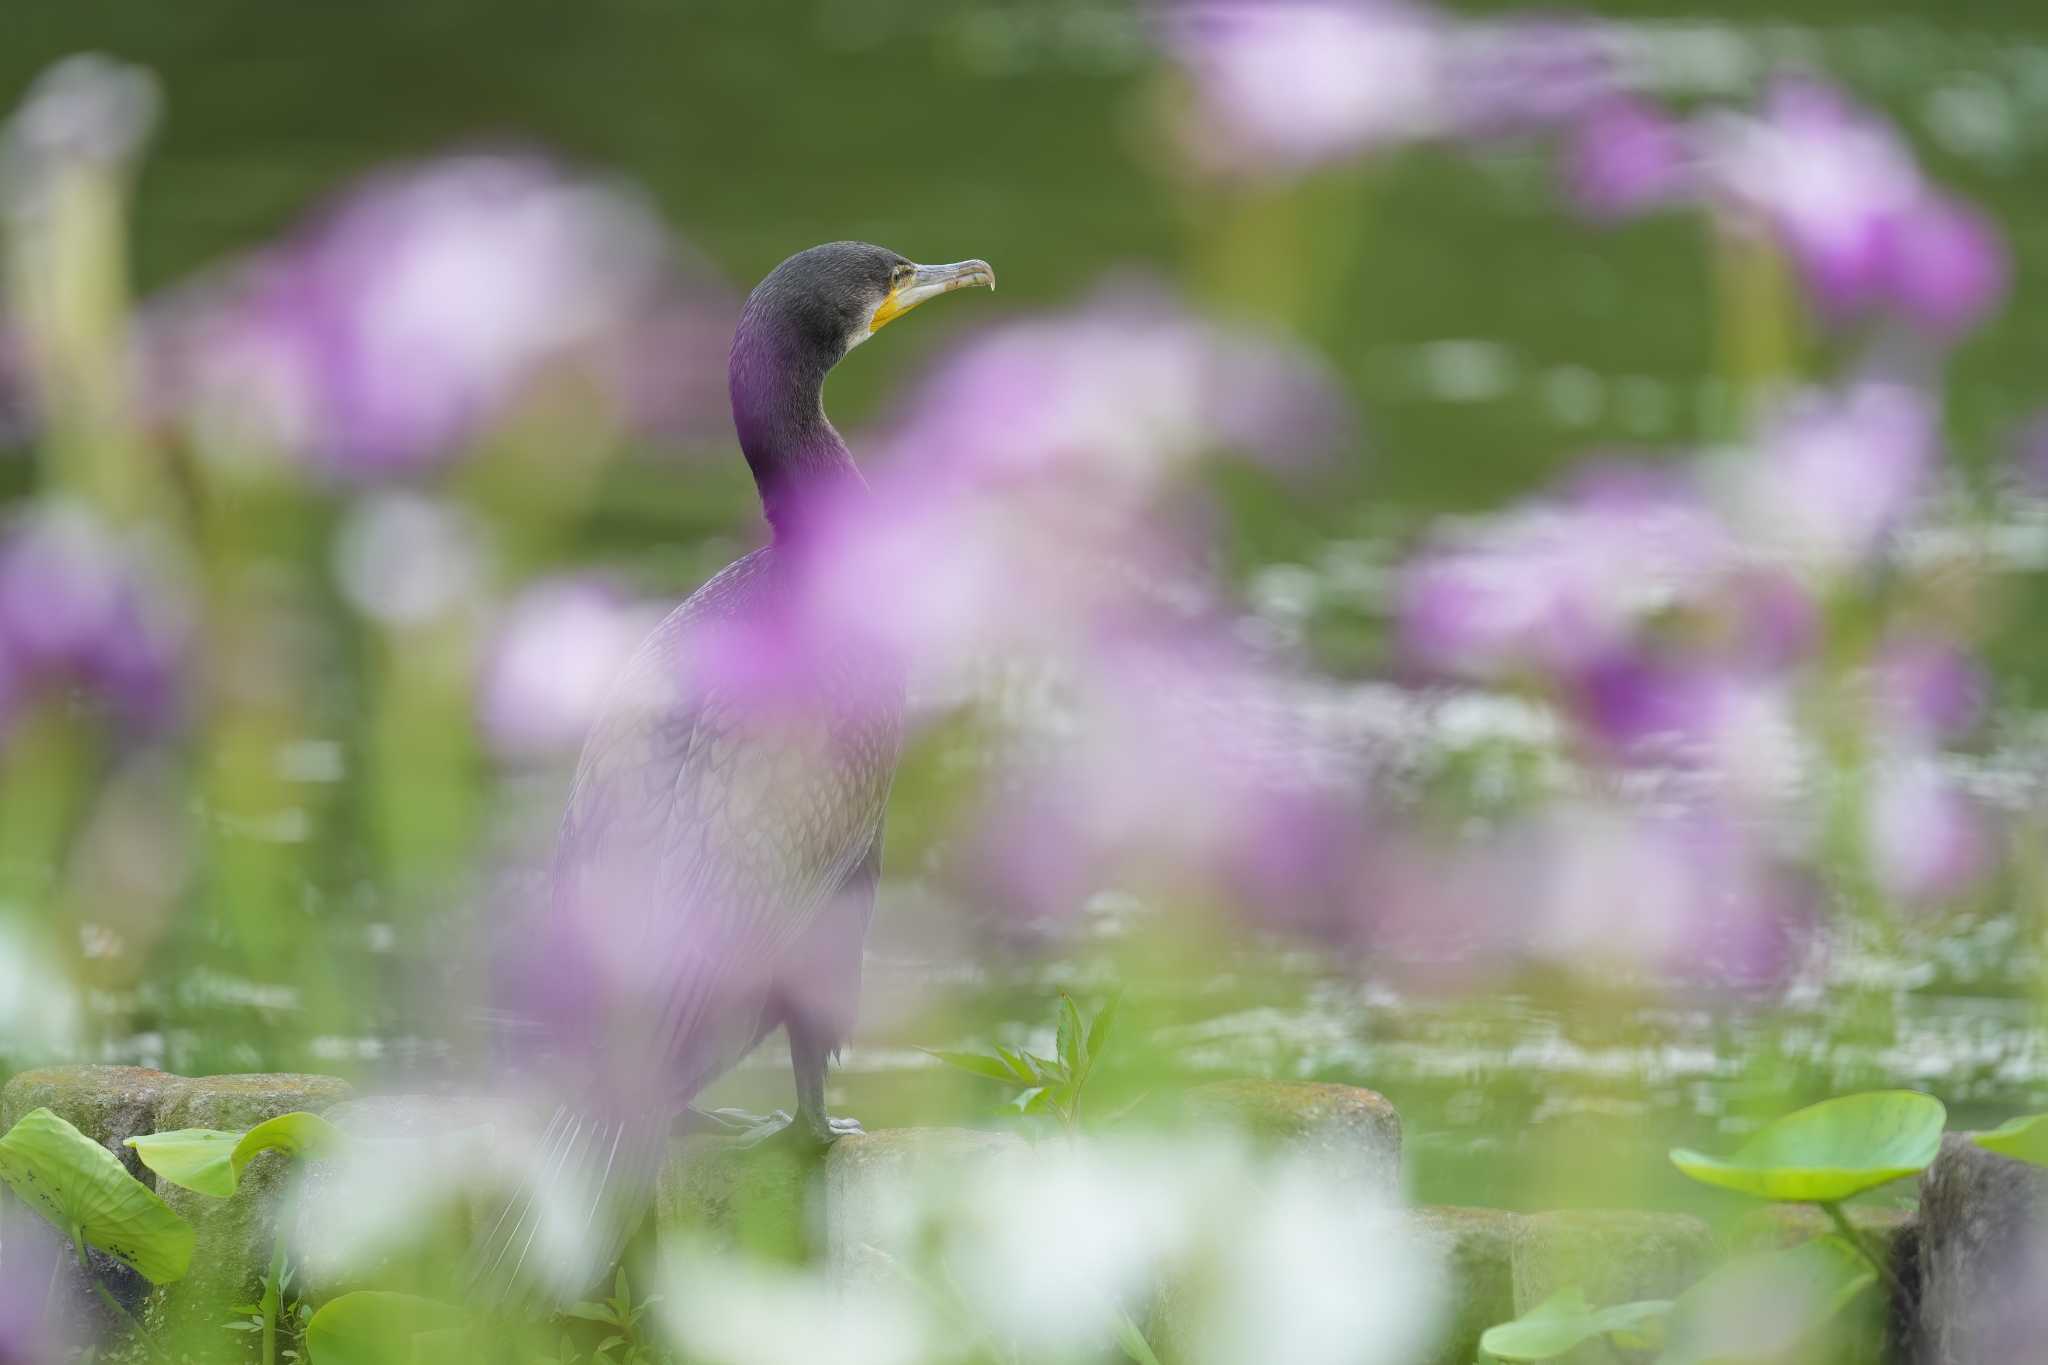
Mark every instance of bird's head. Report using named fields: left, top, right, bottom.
left=729, top=242, right=995, bottom=535
left=738, top=241, right=996, bottom=369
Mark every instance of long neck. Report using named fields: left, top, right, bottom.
left=728, top=319, right=866, bottom=540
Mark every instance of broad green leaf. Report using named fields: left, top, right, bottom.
left=1057, top=994, right=1085, bottom=1073
left=1658, top=1236, right=1874, bottom=1365
left=1087, top=992, right=1122, bottom=1062
left=127, top=1129, right=240, bottom=1198
left=925, top=1049, right=1025, bottom=1086
left=0, top=1107, right=194, bottom=1285
left=128, top=1111, right=341, bottom=1198
left=305, top=1291, right=463, bottom=1365
left=1670, top=1091, right=1945, bottom=1202
left=1479, top=1288, right=1671, bottom=1361
left=1975, top=1113, right=2048, bottom=1167
left=994, top=1046, right=1042, bottom=1085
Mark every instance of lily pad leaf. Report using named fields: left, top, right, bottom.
left=1974, top=1113, right=2048, bottom=1168
left=306, top=1291, right=464, bottom=1365
left=128, top=1110, right=342, bottom=1198
left=0, top=1107, right=194, bottom=1285
left=1479, top=1288, right=1672, bottom=1361
left=1658, top=1235, right=1874, bottom=1365
left=1670, top=1091, right=1945, bottom=1202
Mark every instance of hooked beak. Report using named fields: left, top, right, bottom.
left=868, top=258, right=996, bottom=335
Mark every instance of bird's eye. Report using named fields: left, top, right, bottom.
left=891, top=264, right=914, bottom=288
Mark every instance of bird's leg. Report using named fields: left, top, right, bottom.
left=735, top=832, right=880, bottom=1150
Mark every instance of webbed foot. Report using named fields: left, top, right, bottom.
left=735, top=1110, right=862, bottom=1150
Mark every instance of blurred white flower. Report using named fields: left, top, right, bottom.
left=836, top=1134, right=1444, bottom=1365
left=661, top=1250, right=937, bottom=1365
left=331, top=491, right=488, bottom=627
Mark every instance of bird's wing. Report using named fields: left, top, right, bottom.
left=547, top=552, right=897, bottom=1084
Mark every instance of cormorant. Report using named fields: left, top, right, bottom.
left=478, top=242, right=995, bottom=1296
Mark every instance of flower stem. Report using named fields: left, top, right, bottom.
left=261, top=1236, right=286, bottom=1365
left=1821, top=1200, right=1908, bottom=1304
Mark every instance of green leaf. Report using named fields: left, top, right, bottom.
left=0, top=1107, right=194, bottom=1285
left=562, top=1304, right=619, bottom=1326
left=127, top=1111, right=341, bottom=1198
left=1670, top=1091, right=1946, bottom=1202
left=305, top=1292, right=463, bottom=1365
left=1974, top=1113, right=2048, bottom=1167
left=1479, top=1289, right=1671, bottom=1361
left=1087, top=992, right=1122, bottom=1063
left=1658, top=1236, right=1874, bottom=1365
left=1057, top=994, right=1085, bottom=1074
left=925, top=1049, right=1028, bottom=1087
left=1113, top=1308, right=1164, bottom=1365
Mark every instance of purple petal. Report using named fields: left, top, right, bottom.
left=1878, top=193, right=2010, bottom=337
left=1561, top=96, right=1693, bottom=220
left=1159, top=0, right=1445, bottom=175
left=1866, top=756, right=1990, bottom=905
left=147, top=153, right=719, bottom=476
left=1874, top=635, right=1986, bottom=743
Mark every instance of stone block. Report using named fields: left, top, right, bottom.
left=1184, top=1080, right=1402, bottom=1199
left=1512, top=1208, right=1713, bottom=1317
left=1405, top=1205, right=1527, bottom=1365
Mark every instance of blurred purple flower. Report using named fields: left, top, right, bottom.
left=951, top=623, right=1369, bottom=927
left=148, top=153, right=728, bottom=476
left=1396, top=463, right=1730, bottom=680
left=1720, top=569, right=1820, bottom=672
left=0, top=501, right=185, bottom=738
left=1723, top=379, right=1935, bottom=572
left=1358, top=802, right=1809, bottom=990
left=802, top=286, right=1351, bottom=678
left=1518, top=802, right=1808, bottom=988
left=1705, top=79, right=2008, bottom=335
left=1445, top=14, right=1619, bottom=140
left=477, top=577, right=661, bottom=762
left=877, top=283, right=1351, bottom=491
left=1877, top=194, right=2010, bottom=338
left=1874, top=635, right=1986, bottom=742
left=1160, top=0, right=1445, bottom=175
left=1561, top=96, right=1692, bottom=220
left=0, top=1213, right=69, bottom=1363
left=1865, top=754, right=1989, bottom=905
